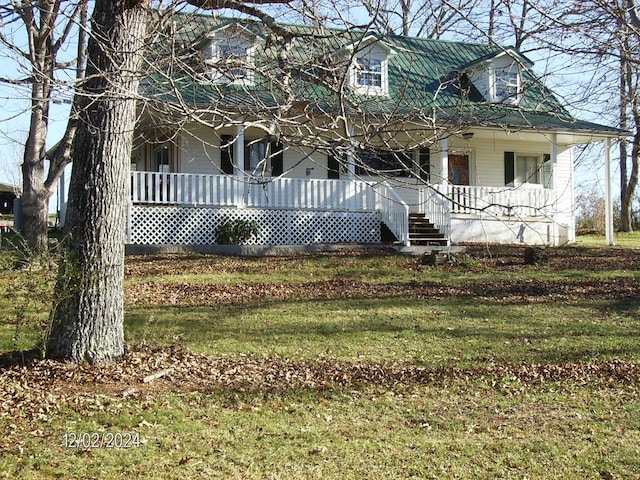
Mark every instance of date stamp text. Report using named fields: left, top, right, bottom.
left=62, top=431, right=141, bottom=449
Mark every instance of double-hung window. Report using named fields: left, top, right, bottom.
left=516, top=154, right=541, bottom=184
left=505, top=152, right=546, bottom=186
left=218, top=43, right=248, bottom=81
left=356, top=57, right=382, bottom=88
left=202, top=35, right=253, bottom=85
left=494, top=65, right=520, bottom=103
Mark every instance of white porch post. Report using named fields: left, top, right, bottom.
left=345, top=121, right=356, bottom=212
left=234, top=123, right=245, bottom=207
left=551, top=133, right=559, bottom=190
left=345, top=121, right=356, bottom=178
left=604, top=137, right=615, bottom=245
left=440, top=137, right=449, bottom=184
left=551, top=133, right=559, bottom=245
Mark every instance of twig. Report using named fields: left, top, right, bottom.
left=121, top=387, right=139, bottom=397
left=142, top=368, right=173, bottom=383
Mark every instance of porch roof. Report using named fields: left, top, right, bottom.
left=142, top=11, right=624, bottom=139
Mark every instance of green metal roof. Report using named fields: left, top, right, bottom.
left=142, top=12, right=622, bottom=136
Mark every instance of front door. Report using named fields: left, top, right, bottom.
left=154, top=143, right=172, bottom=173
left=153, top=143, right=173, bottom=202
left=448, top=154, right=469, bottom=185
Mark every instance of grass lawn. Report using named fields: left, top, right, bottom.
left=1, top=237, right=639, bottom=479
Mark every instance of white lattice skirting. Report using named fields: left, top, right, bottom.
left=128, top=205, right=381, bottom=245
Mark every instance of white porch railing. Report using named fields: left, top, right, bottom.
left=130, top=171, right=378, bottom=211
left=418, top=187, right=451, bottom=240
left=427, top=184, right=556, bottom=218
left=374, top=181, right=410, bottom=246
left=130, top=171, right=413, bottom=246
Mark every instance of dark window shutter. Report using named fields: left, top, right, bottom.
left=504, top=151, right=515, bottom=186
left=327, top=152, right=340, bottom=179
left=220, top=135, right=234, bottom=174
left=271, top=142, right=284, bottom=176
left=419, top=148, right=431, bottom=182
left=244, top=144, right=251, bottom=171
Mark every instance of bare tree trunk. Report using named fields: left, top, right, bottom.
left=19, top=2, right=56, bottom=252
left=21, top=98, right=51, bottom=252
left=46, top=0, right=148, bottom=365
left=623, top=128, right=640, bottom=233
left=619, top=18, right=638, bottom=232
left=9, top=0, right=89, bottom=252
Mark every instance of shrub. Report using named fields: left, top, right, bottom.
left=215, top=217, right=260, bottom=245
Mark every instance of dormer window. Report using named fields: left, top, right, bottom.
left=218, top=43, right=248, bottom=80
left=493, top=64, right=521, bottom=104
left=348, top=39, right=395, bottom=96
left=202, top=31, right=255, bottom=85
left=467, top=52, right=529, bottom=105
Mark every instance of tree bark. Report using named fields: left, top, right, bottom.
left=46, top=0, right=148, bottom=365
left=21, top=105, right=51, bottom=253
left=19, top=2, right=57, bottom=252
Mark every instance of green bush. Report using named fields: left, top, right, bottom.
left=215, top=217, right=260, bottom=245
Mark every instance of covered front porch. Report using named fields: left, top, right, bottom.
left=127, top=171, right=560, bottom=246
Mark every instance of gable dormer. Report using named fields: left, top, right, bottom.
left=347, top=36, right=397, bottom=96
left=467, top=49, right=532, bottom=105
left=201, top=24, right=259, bottom=85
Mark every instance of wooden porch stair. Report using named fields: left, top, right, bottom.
left=409, top=212, right=448, bottom=246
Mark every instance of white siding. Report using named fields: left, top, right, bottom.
left=282, top=146, right=329, bottom=179
left=179, top=123, right=221, bottom=174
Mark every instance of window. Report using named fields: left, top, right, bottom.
left=493, top=65, right=520, bottom=103
left=246, top=141, right=267, bottom=174
left=351, top=48, right=389, bottom=95
left=504, top=152, right=543, bottom=186
left=154, top=144, right=171, bottom=173
left=202, top=36, right=253, bottom=84
left=243, top=139, right=283, bottom=177
left=516, top=155, right=540, bottom=184
left=355, top=148, right=411, bottom=177
left=218, top=43, right=248, bottom=80
left=356, top=57, right=382, bottom=88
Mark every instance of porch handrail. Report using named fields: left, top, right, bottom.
left=430, top=184, right=555, bottom=218
left=418, top=185, right=451, bottom=240
left=374, top=181, right=410, bottom=246
left=130, top=171, right=378, bottom=211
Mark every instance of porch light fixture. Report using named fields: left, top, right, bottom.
left=462, top=132, right=474, bottom=140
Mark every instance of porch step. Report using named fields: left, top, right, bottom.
left=408, top=212, right=448, bottom=246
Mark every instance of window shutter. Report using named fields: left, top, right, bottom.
left=220, top=135, right=234, bottom=174
left=504, top=151, right=515, bottom=186
left=244, top=144, right=251, bottom=171
left=543, top=154, right=552, bottom=189
left=419, top=148, right=431, bottom=182
left=327, top=152, right=340, bottom=179
left=271, top=142, right=284, bottom=176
